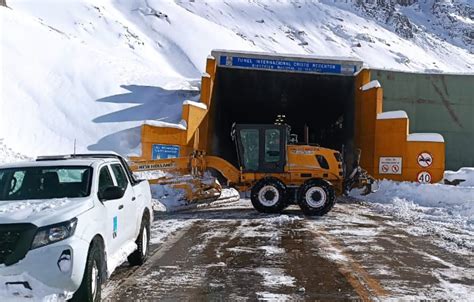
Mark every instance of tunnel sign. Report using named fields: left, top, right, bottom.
left=218, top=55, right=356, bottom=75
left=417, top=171, right=432, bottom=184
left=417, top=152, right=433, bottom=168
left=379, top=157, right=402, bottom=175
left=152, top=144, right=180, bottom=159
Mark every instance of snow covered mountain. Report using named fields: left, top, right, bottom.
left=0, top=0, right=472, bottom=158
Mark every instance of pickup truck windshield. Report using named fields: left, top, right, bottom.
left=0, top=166, right=92, bottom=200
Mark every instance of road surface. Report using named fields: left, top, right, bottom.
left=103, top=199, right=473, bottom=301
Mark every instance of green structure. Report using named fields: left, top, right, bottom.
left=372, top=70, right=474, bottom=170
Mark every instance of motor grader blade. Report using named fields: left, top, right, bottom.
left=344, top=166, right=378, bottom=196
left=144, top=173, right=223, bottom=203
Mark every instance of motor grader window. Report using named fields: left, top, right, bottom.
left=240, top=129, right=259, bottom=171
left=265, top=129, right=281, bottom=163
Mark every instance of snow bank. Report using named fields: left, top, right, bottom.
left=350, top=180, right=474, bottom=230
left=444, top=168, right=474, bottom=187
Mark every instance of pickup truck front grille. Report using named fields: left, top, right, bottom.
left=0, top=224, right=37, bottom=266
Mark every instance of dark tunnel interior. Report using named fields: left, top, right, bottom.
left=208, top=67, right=356, bottom=168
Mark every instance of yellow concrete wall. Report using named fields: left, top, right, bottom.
left=355, top=70, right=383, bottom=174
left=138, top=56, right=217, bottom=160
left=355, top=69, right=445, bottom=183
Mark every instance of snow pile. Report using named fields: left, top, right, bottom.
left=350, top=180, right=474, bottom=231
left=444, top=168, right=474, bottom=187
left=150, top=184, right=187, bottom=210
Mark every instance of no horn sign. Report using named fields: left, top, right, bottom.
left=417, top=152, right=433, bottom=168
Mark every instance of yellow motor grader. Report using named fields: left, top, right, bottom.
left=130, top=123, right=375, bottom=216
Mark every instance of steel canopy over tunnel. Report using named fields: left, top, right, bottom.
left=208, top=50, right=363, bottom=168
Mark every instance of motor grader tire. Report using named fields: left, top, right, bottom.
left=250, top=177, right=288, bottom=214
left=297, top=179, right=336, bottom=216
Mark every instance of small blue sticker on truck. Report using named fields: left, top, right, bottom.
left=152, top=144, right=180, bottom=160
left=113, top=216, right=118, bottom=239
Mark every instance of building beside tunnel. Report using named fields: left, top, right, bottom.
left=137, top=50, right=447, bottom=184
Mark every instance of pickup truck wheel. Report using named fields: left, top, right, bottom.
left=297, top=179, right=336, bottom=216
left=250, top=177, right=287, bottom=214
left=71, top=242, right=103, bottom=302
left=128, top=217, right=150, bottom=266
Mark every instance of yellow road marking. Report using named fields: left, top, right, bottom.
left=308, top=225, right=389, bottom=301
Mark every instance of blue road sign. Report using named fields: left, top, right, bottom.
left=218, top=55, right=351, bottom=74
left=152, top=144, right=180, bottom=159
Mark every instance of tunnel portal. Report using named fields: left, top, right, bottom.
left=208, top=51, right=362, bottom=168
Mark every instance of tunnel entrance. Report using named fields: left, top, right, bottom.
left=209, top=67, right=356, bottom=168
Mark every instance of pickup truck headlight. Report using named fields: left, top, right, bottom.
left=31, top=218, right=78, bottom=249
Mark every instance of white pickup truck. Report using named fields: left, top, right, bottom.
left=0, top=153, right=153, bottom=301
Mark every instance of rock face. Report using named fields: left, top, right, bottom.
left=354, top=0, right=473, bottom=52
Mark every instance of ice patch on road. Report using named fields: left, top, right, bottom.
left=328, top=227, right=384, bottom=237
left=255, top=268, right=296, bottom=288
left=258, top=246, right=285, bottom=256
left=149, top=218, right=193, bottom=245
left=256, top=292, right=293, bottom=301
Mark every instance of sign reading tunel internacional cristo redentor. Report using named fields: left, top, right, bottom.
left=212, top=50, right=363, bottom=76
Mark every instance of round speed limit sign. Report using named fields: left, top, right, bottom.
left=417, top=171, right=432, bottom=184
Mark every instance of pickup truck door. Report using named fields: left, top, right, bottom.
left=98, top=165, right=124, bottom=254
left=110, top=163, right=138, bottom=242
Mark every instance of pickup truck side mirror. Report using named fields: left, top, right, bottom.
left=100, top=186, right=125, bottom=201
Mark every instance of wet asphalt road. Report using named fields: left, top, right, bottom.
left=104, top=200, right=474, bottom=301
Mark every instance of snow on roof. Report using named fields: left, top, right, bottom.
left=360, top=80, right=381, bottom=91
left=143, top=119, right=187, bottom=130
left=183, top=100, right=208, bottom=110
left=0, top=158, right=104, bottom=169
left=377, top=110, right=408, bottom=120
left=407, top=133, right=444, bottom=143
